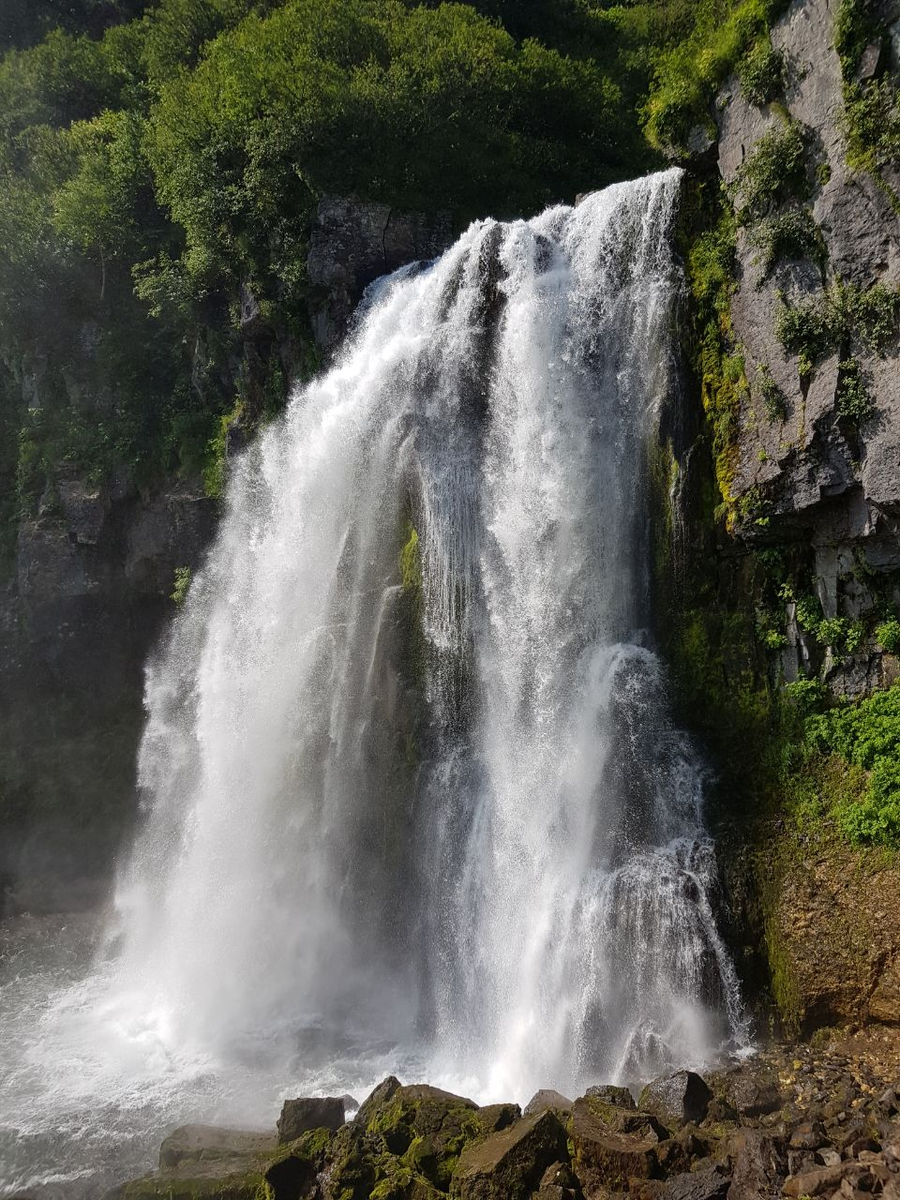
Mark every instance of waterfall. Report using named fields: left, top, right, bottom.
left=106, top=167, right=747, bottom=1101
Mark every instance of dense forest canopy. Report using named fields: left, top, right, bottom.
left=0, top=0, right=782, bottom=563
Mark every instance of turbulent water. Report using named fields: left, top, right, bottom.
left=0, top=169, right=748, bottom=1197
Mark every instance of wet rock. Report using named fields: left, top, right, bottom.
left=450, top=1110, right=568, bottom=1199
left=574, top=1094, right=666, bottom=1141
left=639, top=1072, right=712, bottom=1127
left=362, top=1082, right=481, bottom=1190
left=277, top=1096, right=345, bottom=1144
left=355, top=1075, right=402, bottom=1127
left=478, top=1102, right=522, bottom=1133
left=570, top=1097, right=660, bottom=1194
left=727, top=1130, right=787, bottom=1200
left=790, top=1121, right=826, bottom=1151
left=307, top=195, right=452, bottom=352
left=158, top=1124, right=278, bottom=1170
left=663, top=1165, right=731, bottom=1200
left=120, top=1179, right=266, bottom=1199
left=533, top=1160, right=581, bottom=1200
left=265, top=1128, right=334, bottom=1200
left=524, top=1090, right=574, bottom=1117
left=586, top=1084, right=636, bottom=1109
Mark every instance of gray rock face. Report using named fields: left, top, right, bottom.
left=712, top=0, right=900, bottom=697
left=639, top=1071, right=713, bottom=1127
left=307, top=195, right=453, bottom=351
left=1, top=194, right=445, bottom=915
left=523, top=1089, right=574, bottom=1116
left=158, top=1124, right=277, bottom=1171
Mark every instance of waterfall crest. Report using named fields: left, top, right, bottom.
left=109, top=167, right=747, bottom=1100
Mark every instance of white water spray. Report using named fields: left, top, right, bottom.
left=108, top=167, right=745, bottom=1096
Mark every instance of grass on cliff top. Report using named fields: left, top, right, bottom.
left=644, top=0, right=790, bottom=153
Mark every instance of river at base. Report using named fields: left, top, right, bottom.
left=0, top=912, right=423, bottom=1199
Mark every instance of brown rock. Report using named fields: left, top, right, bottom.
left=533, top=1160, right=581, bottom=1200
left=727, top=1130, right=787, bottom=1200
left=524, top=1090, right=575, bottom=1117
left=477, top=1103, right=521, bottom=1133
left=782, top=1163, right=845, bottom=1197
left=450, top=1110, right=568, bottom=1200
left=587, top=1085, right=637, bottom=1110
left=570, top=1098, right=659, bottom=1194
left=790, top=1122, right=827, bottom=1151
left=662, top=1167, right=731, bottom=1200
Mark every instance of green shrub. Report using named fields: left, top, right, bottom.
left=835, top=356, right=875, bottom=424
left=749, top=206, right=825, bottom=278
left=737, top=36, right=784, bottom=105
left=757, top=363, right=787, bottom=421
left=817, top=616, right=850, bottom=646
left=732, top=119, right=808, bottom=221
left=644, top=0, right=790, bottom=154
left=877, top=619, right=900, bottom=654
left=171, top=565, right=192, bottom=605
left=806, top=684, right=900, bottom=847
left=783, top=677, right=827, bottom=713
left=834, top=0, right=900, bottom=211
left=775, top=280, right=900, bottom=377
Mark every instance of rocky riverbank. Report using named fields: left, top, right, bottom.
left=94, top=1037, right=900, bottom=1200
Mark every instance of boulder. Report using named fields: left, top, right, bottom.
left=727, top=1130, right=787, bottom=1200
left=121, top=1179, right=265, bottom=1199
left=265, top=1128, right=334, bottom=1200
left=158, top=1125, right=277, bottom=1171
left=572, top=1094, right=665, bottom=1143
left=782, top=1163, right=846, bottom=1197
left=789, top=1122, right=826, bottom=1151
left=533, top=1159, right=581, bottom=1200
left=355, top=1075, right=403, bottom=1127
left=570, top=1097, right=660, bottom=1194
left=663, top=1166, right=731, bottom=1200
left=362, top=1082, right=481, bottom=1190
left=524, top=1090, right=574, bottom=1117
left=586, top=1084, right=636, bottom=1109
left=477, top=1103, right=522, bottom=1133
left=277, top=1096, right=345, bottom=1144
left=639, top=1072, right=712, bottom=1127
left=450, top=1110, right=568, bottom=1200
left=726, top=1068, right=782, bottom=1119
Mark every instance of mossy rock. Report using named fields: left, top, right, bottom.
left=450, top=1111, right=569, bottom=1200
left=265, top=1128, right=335, bottom=1199
left=363, top=1084, right=482, bottom=1191
left=121, top=1173, right=269, bottom=1200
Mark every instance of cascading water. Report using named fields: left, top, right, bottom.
left=0, top=168, right=748, bottom=1197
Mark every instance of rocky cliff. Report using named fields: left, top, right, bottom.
left=719, top=0, right=900, bottom=695
left=0, top=196, right=451, bottom=917
left=665, top=0, right=900, bottom=1038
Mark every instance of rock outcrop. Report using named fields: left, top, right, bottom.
left=714, top=0, right=900, bottom=696
left=115, top=1054, right=900, bottom=1200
